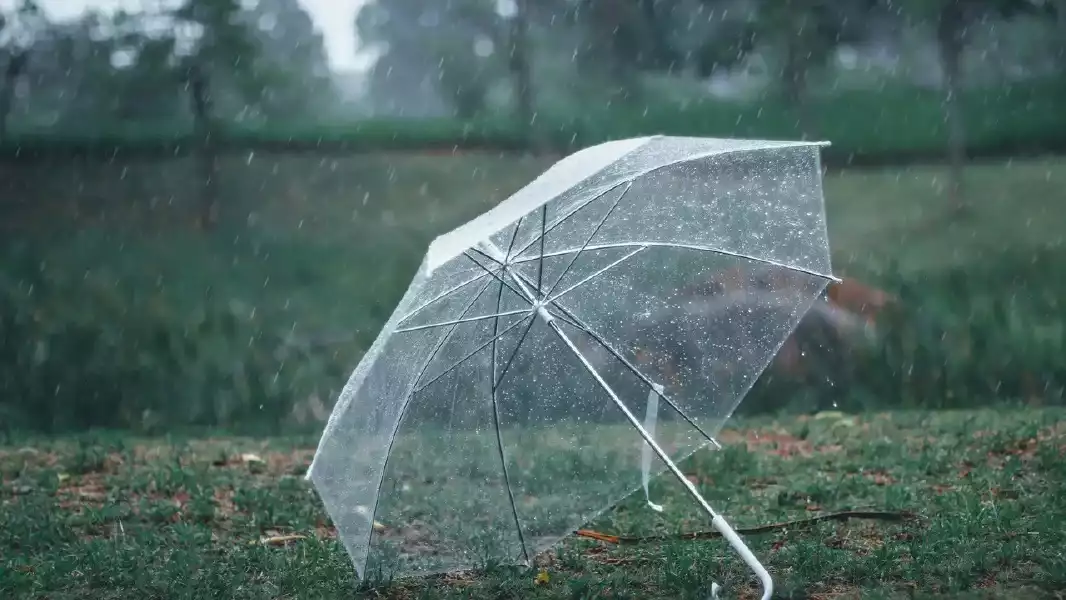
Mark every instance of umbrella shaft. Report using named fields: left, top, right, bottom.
left=544, top=319, right=720, bottom=520
left=548, top=317, right=774, bottom=599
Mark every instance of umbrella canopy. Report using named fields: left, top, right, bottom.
left=307, top=136, right=836, bottom=598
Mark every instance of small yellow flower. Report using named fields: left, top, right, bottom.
left=534, top=570, right=550, bottom=586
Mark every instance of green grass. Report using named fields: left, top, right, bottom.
left=822, top=156, right=1066, bottom=278
left=2, top=408, right=1065, bottom=598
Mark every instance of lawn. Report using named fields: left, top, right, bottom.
left=3, top=408, right=1065, bottom=599
left=821, top=157, right=1065, bottom=279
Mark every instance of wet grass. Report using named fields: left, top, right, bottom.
left=822, top=156, right=1066, bottom=279
left=3, top=407, right=1065, bottom=599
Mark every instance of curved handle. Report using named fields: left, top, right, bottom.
left=710, top=515, right=773, bottom=600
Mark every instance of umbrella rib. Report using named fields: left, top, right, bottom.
left=507, top=267, right=723, bottom=451
left=543, top=315, right=778, bottom=600
left=546, top=246, right=647, bottom=304
left=510, top=179, right=631, bottom=260
left=412, top=315, right=533, bottom=395
left=362, top=275, right=496, bottom=576
left=463, top=251, right=535, bottom=305
left=468, top=245, right=504, bottom=267
left=546, top=307, right=723, bottom=451
left=545, top=315, right=723, bottom=521
left=504, top=215, right=525, bottom=262
left=492, top=314, right=538, bottom=393
left=516, top=242, right=837, bottom=282
left=538, top=307, right=582, bottom=331
left=542, top=181, right=631, bottom=300
left=536, top=205, right=547, bottom=293
left=394, top=309, right=530, bottom=333
left=490, top=271, right=531, bottom=564
left=396, top=270, right=495, bottom=327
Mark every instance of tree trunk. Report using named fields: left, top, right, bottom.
left=0, top=52, right=27, bottom=145
left=782, top=36, right=814, bottom=140
left=1057, top=0, right=1066, bottom=69
left=509, top=0, right=538, bottom=152
left=936, top=3, right=967, bottom=211
left=0, top=80, right=10, bottom=145
left=581, top=0, right=640, bottom=107
left=188, top=64, right=219, bottom=230
left=781, top=3, right=816, bottom=141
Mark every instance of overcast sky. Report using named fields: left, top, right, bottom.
left=0, top=0, right=371, bottom=71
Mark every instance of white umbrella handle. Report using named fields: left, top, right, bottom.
left=710, top=515, right=773, bottom=600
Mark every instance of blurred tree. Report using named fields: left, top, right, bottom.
left=0, top=38, right=28, bottom=144
left=7, top=0, right=328, bottom=132
left=108, top=10, right=186, bottom=123
left=745, top=0, right=878, bottom=138
left=174, top=0, right=264, bottom=123
left=356, top=0, right=506, bottom=119
left=571, top=0, right=877, bottom=125
left=172, top=0, right=278, bottom=229
left=173, top=0, right=253, bottom=230
left=1056, top=0, right=1066, bottom=68
left=571, top=0, right=650, bottom=101
left=508, top=0, right=536, bottom=140
left=889, top=0, right=1059, bottom=209
left=0, top=0, right=44, bottom=142
left=243, top=0, right=337, bottom=119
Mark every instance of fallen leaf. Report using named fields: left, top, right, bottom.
left=866, top=471, right=895, bottom=485
left=258, top=534, right=306, bottom=546
left=241, top=453, right=265, bottom=464
left=57, top=473, right=70, bottom=483
left=373, top=520, right=387, bottom=533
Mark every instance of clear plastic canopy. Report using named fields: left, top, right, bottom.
left=307, top=136, right=834, bottom=579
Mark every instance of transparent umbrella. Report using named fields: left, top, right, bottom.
left=306, top=136, right=837, bottom=599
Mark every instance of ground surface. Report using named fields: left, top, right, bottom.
left=3, top=408, right=1064, bottom=599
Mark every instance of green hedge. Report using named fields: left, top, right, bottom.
left=0, top=241, right=351, bottom=435
left=2, top=81, right=1065, bottom=164
left=742, top=246, right=1066, bottom=415
left=554, top=80, right=1066, bottom=164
